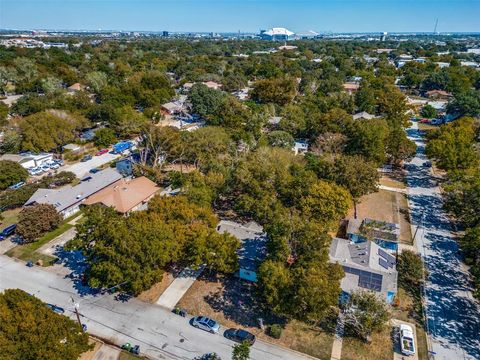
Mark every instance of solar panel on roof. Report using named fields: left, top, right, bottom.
left=358, top=271, right=383, bottom=292
left=379, top=257, right=389, bottom=269
left=378, top=248, right=396, bottom=267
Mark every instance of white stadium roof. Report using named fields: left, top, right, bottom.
left=263, top=27, right=295, bottom=36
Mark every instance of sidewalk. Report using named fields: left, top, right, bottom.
left=330, top=313, right=344, bottom=360
left=155, top=266, right=204, bottom=310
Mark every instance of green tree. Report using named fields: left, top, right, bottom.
left=397, top=250, right=425, bottom=291
left=346, top=118, right=388, bottom=165
left=93, top=128, right=117, bottom=147
left=110, top=106, right=149, bottom=137
left=0, top=130, right=21, bottom=154
left=265, top=130, right=295, bottom=149
left=251, top=77, right=297, bottom=105
left=420, top=104, right=438, bottom=119
left=0, top=289, right=92, bottom=360
left=386, top=124, right=417, bottom=166
left=0, top=102, right=8, bottom=127
left=85, top=71, right=108, bottom=93
left=343, top=291, right=390, bottom=342
left=425, top=117, right=477, bottom=171
left=447, top=90, right=480, bottom=117
left=0, top=160, right=29, bottom=190
left=188, top=84, right=226, bottom=119
left=19, top=111, right=89, bottom=152
left=333, top=155, right=379, bottom=218
left=16, top=204, right=62, bottom=243
left=232, top=341, right=251, bottom=360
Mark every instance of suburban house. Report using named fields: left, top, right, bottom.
left=216, top=220, right=267, bottom=282
left=343, top=82, right=360, bottom=94
left=67, top=83, right=85, bottom=93
left=292, top=140, right=309, bottom=155
left=83, top=176, right=160, bottom=214
left=329, top=237, right=398, bottom=303
left=353, top=111, right=378, bottom=121
left=425, top=89, right=453, bottom=100
left=161, top=102, right=184, bottom=115
left=0, top=152, right=54, bottom=169
left=202, top=81, right=223, bottom=90
left=346, top=218, right=400, bottom=251
left=24, top=168, right=123, bottom=218
left=63, top=143, right=83, bottom=153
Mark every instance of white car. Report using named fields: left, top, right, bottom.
left=40, top=165, right=51, bottom=172
left=191, top=316, right=220, bottom=334
left=29, top=167, right=42, bottom=176
left=400, top=324, right=416, bottom=356
left=46, top=161, right=60, bottom=169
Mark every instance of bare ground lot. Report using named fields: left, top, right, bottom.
left=348, top=189, right=413, bottom=245
left=341, top=324, right=394, bottom=360
left=177, top=273, right=334, bottom=360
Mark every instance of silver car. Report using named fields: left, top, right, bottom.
left=192, top=316, right=220, bottom=334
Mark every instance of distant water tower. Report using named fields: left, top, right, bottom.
left=381, top=32, right=388, bottom=41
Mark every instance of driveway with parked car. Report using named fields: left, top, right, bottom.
left=63, top=152, right=121, bottom=178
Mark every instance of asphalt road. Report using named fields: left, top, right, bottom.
left=62, top=152, right=121, bottom=178
left=0, top=255, right=313, bottom=360
left=405, top=121, right=480, bottom=360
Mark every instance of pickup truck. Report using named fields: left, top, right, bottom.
left=400, top=324, right=416, bottom=356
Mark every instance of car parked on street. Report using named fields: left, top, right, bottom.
left=89, top=168, right=100, bottom=174
left=80, top=155, right=93, bottom=162
left=0, top=224, right=16, bottom=240
left=96, top=149, right=109, bottom=156
left=224, top=328, right=256, bottom=345
left=46, top=303, right=65, bottom=314
left=8, top=181, right=25, bottom=190
left=192, top=316, right=220, bottom=334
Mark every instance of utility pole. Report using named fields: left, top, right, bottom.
left=70, top=296, right=82, bottom=327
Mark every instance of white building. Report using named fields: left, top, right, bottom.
left=260, top=27, right=295, bottom=41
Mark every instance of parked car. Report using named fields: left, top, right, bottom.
left=46, top=161, right=60, bottom=169
left=122, top=343, right=140, bottom=355
left=80, top=155, right=93, bottom=162
left=28, top=167, right=42, bottom=176
left=89, top=168, right=100, bottom=174
left=0, top=224, right=16, bottom=240
left=46, top=303, right=65, bottom=314
left=96, top=149, right=109, bottom=156
left=40, top=165, right=51, bottom=172
left=26, top=261, right=34, bottom=267
left=224, top=328, right=256, bottom=345
left=419, top=118, right=430, bottom=124
left=192, top=316, right=220, bottom=334
left=400, top=324, right=416, bottom=356
left=8, top=181, right=25, bottom=190
left=54, top=159, right=65, bottom=166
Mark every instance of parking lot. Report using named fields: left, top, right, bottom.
left=62, top=152, right=121, bottom=178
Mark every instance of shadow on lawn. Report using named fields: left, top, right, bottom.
left=202, top=273, right=285, bottom=329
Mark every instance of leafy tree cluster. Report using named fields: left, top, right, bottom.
left=68, top=195, right=240, bottom=295
left=0, top=289, right=92, bottom=360
left=0, top=160, right=29, bottom=190
left=16, top=204, right=63, bottom=243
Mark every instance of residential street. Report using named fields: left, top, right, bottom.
left=0, top=255, right=313, bottom=360
left=62, top=152, right=121, bottom=178
left=405, top=121, right=480, bottom=360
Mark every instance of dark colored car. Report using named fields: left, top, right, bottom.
left=46, top=303, right=65, bottom=314
left=0, top=224, right=16, bottom=240
left=80, top=155, right=93, bottom=162
left=89, top=168, right=100, bottom=174
left=224, top=328, right=256, bottom=345
left=96, top=149, right=109, bottom=156
left=8, top=181, right=25, bottom=190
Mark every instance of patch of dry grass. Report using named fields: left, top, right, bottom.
left=137, top=271, right=175, bottom=303
left=341, top=325, right=393, bottom=360
left=347, top=189, right=413, bottom=244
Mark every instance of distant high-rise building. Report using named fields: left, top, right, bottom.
left=380, top=32, right=388, bottom=41
left=162, top=31, right=169, bottom=37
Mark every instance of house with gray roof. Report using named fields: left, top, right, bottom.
left=329, top=237, right=398, bottom=303
left=216, top=220, right=267, bottom=282
left=24, top=168, right=122, bottom=218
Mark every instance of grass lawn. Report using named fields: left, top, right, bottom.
left=341, top=325, right=394, bottom=360
left=347, top=189, right=412, bottom=244
left=5, top=212, right=81, bottom=266
left=0, top=208, right=22, bottom=228
left=177, top=273, right=334, bottom=359
left=417, top=122, right=438, bottom=132
left=118, top=351, right=145, bottom=360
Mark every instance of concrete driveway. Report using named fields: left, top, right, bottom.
left=156, top=266, right=204, bottom=310
left=391, top=319, right=418, bottom=360
left=63, top=152, right=121, bottom=178
left=405, top=121, right=480, bottom=360
left=92, top=344, right=120, bottom=360
left=0, top=255, right=313, bottom=360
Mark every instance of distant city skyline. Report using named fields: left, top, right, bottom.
left=1, top=0, right=479, bottom=33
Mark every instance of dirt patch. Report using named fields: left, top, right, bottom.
left=177, top=273, right=334, bottom=359
left=78, top=338, right=103, bottom=360
left=137, top=271, right=177, bottom=303
left=348, top=189, right=413, bottom=245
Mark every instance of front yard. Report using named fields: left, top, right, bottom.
left=177, top=273, right=335, bottom=360
left=5, top=212, right=82, bottom=266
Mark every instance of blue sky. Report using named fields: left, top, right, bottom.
left=1, top=0, right=479, bottom=33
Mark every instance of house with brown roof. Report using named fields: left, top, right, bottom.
left=83, top=176, right=160, bottom=214
left=343, top=82, right=360, bottom=94
left=425, top=89, right=453, bottom=100
left=67, top=83, right=85, bottom=93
